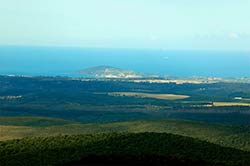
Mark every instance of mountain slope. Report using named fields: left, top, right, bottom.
left=1, top=133, right=250, bottom=166
left=0, top=116, right=249, bottom=151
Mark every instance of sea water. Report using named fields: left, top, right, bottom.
left=0, top=46, right=249, bottom=78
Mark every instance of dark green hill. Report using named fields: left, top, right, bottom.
left=0, top=116, right=249, bottom=151
left=0, top=133, right=250, bottom=166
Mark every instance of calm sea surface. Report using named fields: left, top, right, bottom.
left=0, top=46, right=249, bottom=77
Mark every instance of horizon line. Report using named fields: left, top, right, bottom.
left=0, top=44, right=250, bottom=52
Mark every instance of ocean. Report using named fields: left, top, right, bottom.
left=0, top=46, right=249, bottom=78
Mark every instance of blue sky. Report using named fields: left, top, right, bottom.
left=0, top=0, right=250, bottom=50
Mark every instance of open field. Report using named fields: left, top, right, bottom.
left=213, top=102, right=250, bottom=107
left=108, top=92, right=190, bottom=100
left=0, top=116, right=249, bottom=151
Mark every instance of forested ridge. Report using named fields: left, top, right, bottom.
left=1, top=133, right=250, bottom=166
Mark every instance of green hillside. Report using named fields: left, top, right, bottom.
left=0, top=116, right=72, bottom=127
left=1, top=133, right=250, bottom=166
left=0, top=116, right=249, bottom=151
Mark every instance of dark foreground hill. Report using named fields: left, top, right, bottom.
left=1, top=117, right=250, bottom=151
left=0, top=133, right=250, bottom=166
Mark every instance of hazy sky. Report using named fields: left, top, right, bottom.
left=0, top=0, right=250, bottom=50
